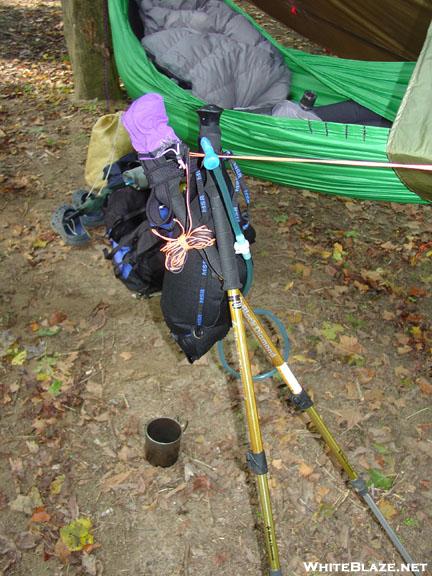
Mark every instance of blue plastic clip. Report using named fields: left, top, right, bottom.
left=200, top=137, right=220, bottom=170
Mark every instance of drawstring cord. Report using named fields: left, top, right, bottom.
left=151, top=161, right=215, bottom=273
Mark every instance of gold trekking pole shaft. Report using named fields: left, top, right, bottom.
left=239, top=294, right=418, bottom=571
left=229, top=289, right=281, bottom=574
left=198, top=107, right=282, bottom=575
left=239, top=295, right=357, bottom=480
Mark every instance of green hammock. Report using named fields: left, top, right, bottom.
left=108, top=0, right=425, bottom=204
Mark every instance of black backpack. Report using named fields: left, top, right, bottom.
left=158, top=164, right=254, bottom=363
left=103, top=185, right=166, bottom=298
left=102, top=150, right=254, bottom=361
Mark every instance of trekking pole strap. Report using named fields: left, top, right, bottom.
left=208, top=182, right=241, bottom=290
left=198, top=122, right=241, bottom=289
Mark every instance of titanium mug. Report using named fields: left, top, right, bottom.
left=144, top=417, right=184, bottom=467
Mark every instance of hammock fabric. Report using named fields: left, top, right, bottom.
left=108, top=0, right=424, bottom=204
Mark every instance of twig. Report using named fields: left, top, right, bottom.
left=406, top=406, right=431, bottom=420
left=182, top=541, right=191, bottom=576
left=190, top=457, right=217, bottom=471
left=122, top=393, right=130, bottom=410
left=333, top=489, right=350, bottom=511
left=355, top=379, right=364, bottom=402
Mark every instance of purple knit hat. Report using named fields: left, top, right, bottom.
left=122, top=93, right=180, bottom=155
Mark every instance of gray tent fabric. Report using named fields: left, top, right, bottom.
left=387, top=22, right=432, bottom=202
left=136, top=0, right=297, bottom=111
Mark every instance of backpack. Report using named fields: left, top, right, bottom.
left=157, top=163, right=255, bottom=363
left=101, top=149, right=254, bottom=361
left=103, top=185, right=166, bottom=298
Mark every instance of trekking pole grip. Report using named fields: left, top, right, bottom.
left=197, top=106, right=241, bottom=290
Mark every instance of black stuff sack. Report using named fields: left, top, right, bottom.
left=103, top=185, right=165, bottom=298
left=158, top=166, right=254, bottom=363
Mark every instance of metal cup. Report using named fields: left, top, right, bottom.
left=145, top=417, right=183, bottom=467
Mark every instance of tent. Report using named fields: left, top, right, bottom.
left=388, top=22, right=432, bottom=201
left=108, top=0, right=429, bottom=204
left=251, top=0, right=432, bottom=62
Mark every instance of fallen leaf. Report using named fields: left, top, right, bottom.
left=15, top=531, right=38, bottom=550
left=36, top=326, right=61, bottom=337
left=298, top=462, right=314, bottom=477
left=356, top=368, right=375, bottom=384
left=332, top=242, right=344, bottom=262
left=48, top=311, right=67, bottom=326
left=60, top=518, right=94, bottom=552
left=101, top=470, right=132, bottom=492
left=25, top=441, right=39, bottom=454
left=368, top=468, right=394, bottom=490
left=378, top=499, right=398, bottom=520
left=9, top=457, right=24, bottom=478
left=335, top=408, right=365, bottom=430
left=31, top=508, right=51, bottom=523
left=408, top=287, right=427, bottom=298
left=9, top=495, right=33, bottom=515
left=416, top=377, right=432, bottom=396
left=395, top=365, right=410, bottom=378
left=123, top=414, right=140, bottom=436
left=397, top=345, right=412, bottom=355
left=11, top=349, right=27, bottom=366
left=82, top=553, right=97, bottom=576
left=290, top=354, right=316, bottom=364
left=0, top=535, right=16, bottom=555
left=192, top=475, right=212, bottom=492
left=32, top=238, right=48, bottom=249
left=334, top=335, right=364, bottom=356
left=320, top=322, right=344, bottom=341
left=120, top=351, right=132, bottom=361
left=54, top=538, right=71, bottom=563
left=85, top=381, right=103, bottom=398
left=117, top=445, right=136, bottom=462
left=50, top=474, right=66, bottom=496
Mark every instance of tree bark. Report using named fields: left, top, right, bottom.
left=61, top=0, right=123, bottom=102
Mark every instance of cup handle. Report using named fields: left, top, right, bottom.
left=176, top=416, right=189, bottom=433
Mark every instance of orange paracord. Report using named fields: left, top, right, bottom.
left=151, top=162, right=215, bottom=273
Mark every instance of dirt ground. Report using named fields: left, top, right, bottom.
left=0, top=1, right=431, bottom=575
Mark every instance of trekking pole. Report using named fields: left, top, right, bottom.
left=197, top=105, right=282, bottom=576
left=238, top=295, right=418, bottom=572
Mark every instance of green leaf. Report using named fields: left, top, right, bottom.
left=320, top=322, right=344, bottom=341
left=368, top=468, right=394, bottom=490
left=60, top=517, right=94, bottom=551
left=36, top=326, right=61, bottom=337
left=346, top=314, right=365, bottom=330
left=403, top=517, right=417, bottom=527
left=345, top=230, right=359, bottom=238
left=36, top=355, right=58, bottom=374
left=48, top=379, right=63, bottom=396
left=372, top=443, right=389, bottom=455
left=273, top=214, right=289, bottom=224
left=11, top=349, right=27, bottom=366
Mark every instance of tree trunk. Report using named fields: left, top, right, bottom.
left=61, top=0, right=124, bottom=102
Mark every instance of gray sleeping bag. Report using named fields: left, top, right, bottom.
left=136, top=0, right=292, bottom=110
